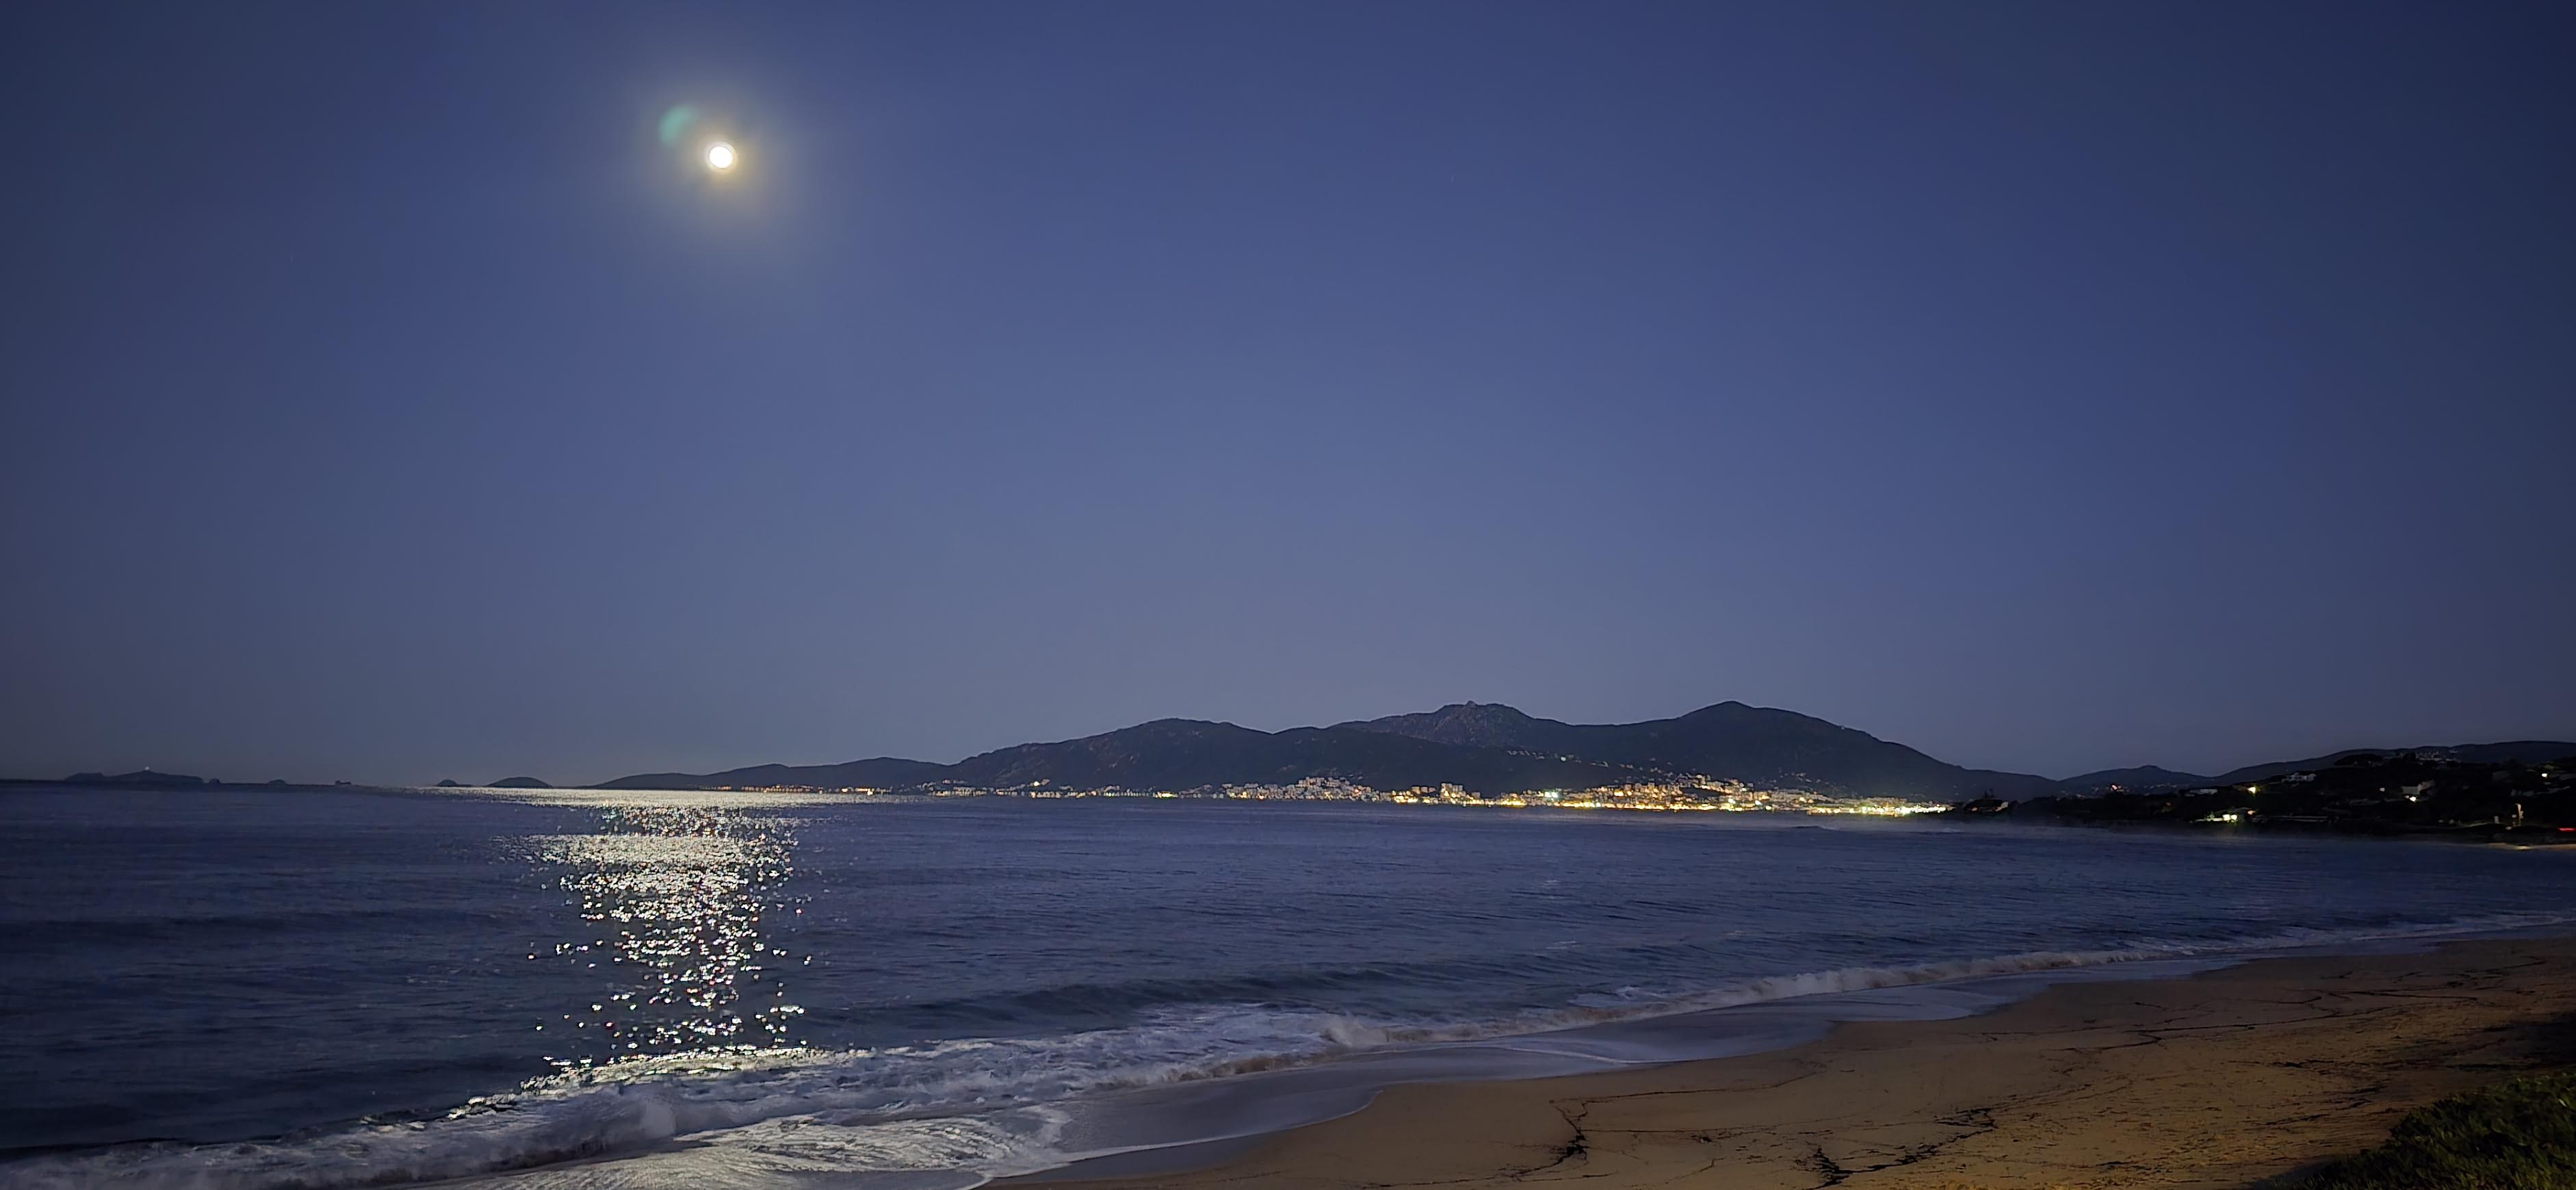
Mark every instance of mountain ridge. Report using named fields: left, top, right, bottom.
left=2213, top=741, right=2576, bottom=785
left=2056, top=765, right=2213, bottom=792
left=582, top=705, right=2571, bottom=801
left=24, top=708, right=2567, bottom=800
left=1333, top=701, right=2059, bottom=799
left=591, top=701, right=2066, bottom=799
left=935, top=718, right=1632, bottom=794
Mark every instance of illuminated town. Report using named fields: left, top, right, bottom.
left=694, top=775, right=1952, bottom=817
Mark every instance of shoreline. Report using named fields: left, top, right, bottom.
left=18, top=781, right=2576, bottom=852
left=1024, top=935, right=2576, bottom=1189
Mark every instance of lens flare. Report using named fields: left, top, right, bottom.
left=658, top=104, right=702, bottom=147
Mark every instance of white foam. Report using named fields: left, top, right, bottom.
left=9, top=911, right=2567, bottom=1190
left=468, top=1109, right=1067, bottom=1190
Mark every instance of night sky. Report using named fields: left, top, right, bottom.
left=4, top=2, right=2570, bottom=786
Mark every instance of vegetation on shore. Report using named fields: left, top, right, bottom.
left=1952, top=751, right=2576, bottom=838
left=2299, top=1071, right=2576, bottom=1189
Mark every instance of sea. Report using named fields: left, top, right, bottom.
left=5, top=784, right=2575, bottom=1189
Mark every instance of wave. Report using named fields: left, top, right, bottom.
left=7, top=910, right=2568, bottom=1190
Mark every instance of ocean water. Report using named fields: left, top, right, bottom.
left=5, top=785, right=2575, bottom=1189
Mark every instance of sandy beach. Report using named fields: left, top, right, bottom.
left=1036, top=937, right=2576, bottom=1190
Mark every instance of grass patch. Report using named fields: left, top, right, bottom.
left=2302, top=1071, right=2576, bottom=1189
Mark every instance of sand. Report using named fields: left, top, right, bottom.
left=1032, top=937, right=2576, bottom=1189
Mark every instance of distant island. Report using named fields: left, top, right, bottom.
left=21, top=701, right=2570, bottom=833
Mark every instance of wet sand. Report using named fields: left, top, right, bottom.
left=1033, top=937, right=2576, bottom=1189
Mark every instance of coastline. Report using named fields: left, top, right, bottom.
left=1027, top=935, right=2576, bottom=1189
left=17, top=790, right=2576, bottom=1189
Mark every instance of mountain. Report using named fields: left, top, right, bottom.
left=488, top=777, right=553, bottom=789
left=2056, top=766, right=2210, bottom=792
left=585, top=704, right=2567, bottom=804
left=937, top=719, right=1629, bottom=794
left=594, top=757, right=950, bottom=791
left=1338, top=702, right=1570, bottom=751
left=1336, top=701, right=2055, bottom=799
left=2214, top=741, right=2576, bottom=785
left=593, top=722, right=1627, bottom=796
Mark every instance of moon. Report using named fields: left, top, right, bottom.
left=705, top=142, right=736, bottom=171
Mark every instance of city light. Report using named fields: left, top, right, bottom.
left=684, top=776, right=1957, bottom=818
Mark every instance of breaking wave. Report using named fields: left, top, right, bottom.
left=5, top=910, right=2566, bottom=1190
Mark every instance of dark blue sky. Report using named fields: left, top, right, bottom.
left=4, top=1, right=2570, bottom=785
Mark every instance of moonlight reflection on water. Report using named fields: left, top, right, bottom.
left=531, top=804, right=805, bottom=1065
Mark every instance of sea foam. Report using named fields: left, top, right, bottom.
left=8, top=910, right=2566, bottom=1190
